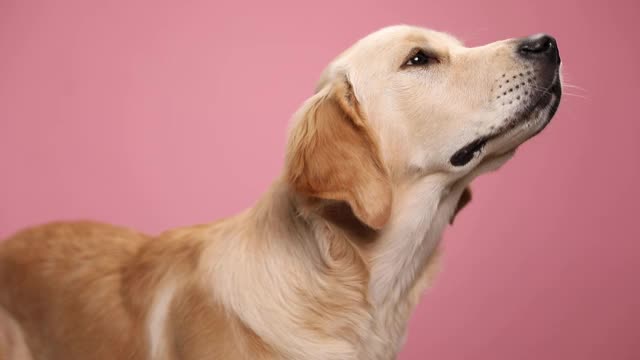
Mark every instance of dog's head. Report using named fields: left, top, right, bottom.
left=285, top=25, right=562, bottom=229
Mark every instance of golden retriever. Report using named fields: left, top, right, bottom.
left=0, top=25, right=562, bottom=359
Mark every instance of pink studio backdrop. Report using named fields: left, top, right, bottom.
left=1, top=0, right=639, bottom=359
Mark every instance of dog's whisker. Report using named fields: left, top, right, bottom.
left=562, top=93, right=588, bottom=99
left=561, top=83, right=586, bottom=90
left=528, top=84, right=554, bottom=96
left=561, top=83, right=587, bottom=92
left=527, top=83, right=586, bottom=99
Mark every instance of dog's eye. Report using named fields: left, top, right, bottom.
left=405, top=50, right=432, bottom=66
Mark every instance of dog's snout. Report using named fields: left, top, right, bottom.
left=517, top=34, right=560, bottom=64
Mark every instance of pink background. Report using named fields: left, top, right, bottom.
left=1, top=0, right=639, bottom=358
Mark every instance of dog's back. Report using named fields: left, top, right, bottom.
left=0, top=222, right=149, bottom=359
left=0, top=221, right=265, bottom=360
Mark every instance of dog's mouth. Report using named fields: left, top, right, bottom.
left=450, top=76, right=562, bottom=167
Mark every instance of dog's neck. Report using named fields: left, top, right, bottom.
left=257, top=174, right=455, bottom=340
left=285, top=170, right=477, bottom=302
left=366, top=174, right=456, bottom=305
left=271, top=173, right=470, bottom=358
left=211, top=153, right=513, bottom=359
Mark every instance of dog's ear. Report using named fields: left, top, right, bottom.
left=285, top=77, right=392, bottom=230
left=450, top=187, right=472, bottom=224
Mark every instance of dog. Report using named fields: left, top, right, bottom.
left=0, top=25, right=561, bottom=359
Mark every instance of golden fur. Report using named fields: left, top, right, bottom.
left=0, top=25, right=561, bottom=359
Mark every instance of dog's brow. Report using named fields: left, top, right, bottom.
left=404, top=33, right=429, bottom=44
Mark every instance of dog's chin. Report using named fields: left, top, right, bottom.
left=450, top=77, right=562, bottom=167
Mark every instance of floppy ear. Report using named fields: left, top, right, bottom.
left=285, top=77, right=392, bottom=230
left=450, top=187, right=472, bottom=224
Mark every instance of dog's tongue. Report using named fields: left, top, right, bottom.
left=450, top=138, right=487, bottom=167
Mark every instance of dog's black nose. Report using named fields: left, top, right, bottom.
left=518, top=34, right=560, bottom=64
